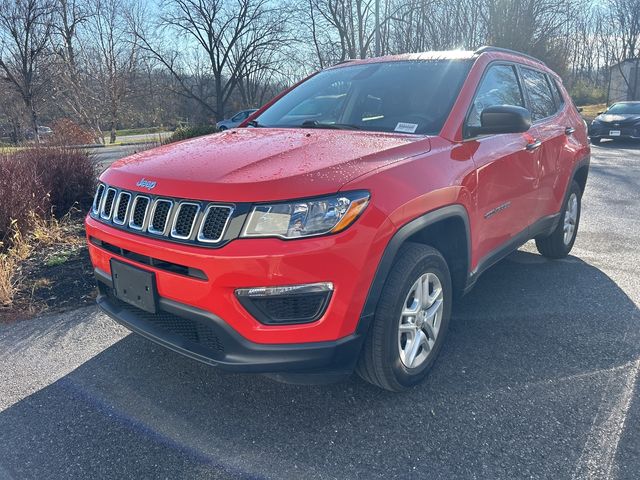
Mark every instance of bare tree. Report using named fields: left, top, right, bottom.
left=50, top=0, right=102, bottom=136
left=482, top=0, right=579, bottom=72
left=308, top=0, right=379, bottom=62
left=0, top=0, right=55, bottom=142
left=86, top=0, right=140, bottom=143
left=132, top=0, right=291, bottom=121
left=604, top=0, right=640, bottom=100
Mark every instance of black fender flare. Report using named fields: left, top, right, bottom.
left=355, top=204, right=471, bottom=335
left=569, top=155, right=590, bottom=196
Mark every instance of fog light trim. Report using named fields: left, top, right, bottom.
left=235, top=282, right=333, bottom=325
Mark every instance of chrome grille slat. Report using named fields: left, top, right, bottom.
left=92, top=184, right=105, bottom=214
left=171, top=202, right=200, bottom=239
left=113, top=192, right=131, bottom=225
left=197, top=205, right=234, bottom=243
left=148, top=199, right=173, bottom=235
left=100, top=188, right=117, bottom=220
left=90, top=184, right=233, bottom=246
left=129, top=196, right=150, bottom=230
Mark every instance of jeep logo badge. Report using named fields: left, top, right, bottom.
left=136, top=178, right=157, bottom=190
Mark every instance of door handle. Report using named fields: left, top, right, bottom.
left=565, top=127, right=575, bottom=135
left=525, top=139, right=542, bottom=151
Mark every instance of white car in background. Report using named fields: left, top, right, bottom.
left=216, top=109, right=258, bottom=131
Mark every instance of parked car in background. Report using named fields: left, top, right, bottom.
left=24, top=125, right=54, bottom=140
left=87, top=47, right=589, bottom=391
left=589, top=101, right=640, bottom=144
left=216, top=109, right=258, bottom=131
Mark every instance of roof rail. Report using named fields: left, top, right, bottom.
left=336, top=58, right=357, bottom=65
left=473, top=46, right=546, bottom=66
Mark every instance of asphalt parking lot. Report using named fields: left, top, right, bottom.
left=1, top=141, right=639, bottom=479
left=90, top=145, right=154, bottom=173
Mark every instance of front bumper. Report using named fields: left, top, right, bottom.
left=86, top=204, right=391, bottom=345
left=95, top=270, right=363, bottom=373
left=589, top=124, right=640, bottom=139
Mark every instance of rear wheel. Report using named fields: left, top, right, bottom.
left=356, top=243, right=452, bottom=391
left=590, top=137, right=601, bottom=145
left=535, top=180, right=582, bottom=259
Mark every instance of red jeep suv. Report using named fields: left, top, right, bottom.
left=86, top=47, right=590, bottom=391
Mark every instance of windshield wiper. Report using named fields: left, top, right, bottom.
left=300, top=120, right=361, bottom=130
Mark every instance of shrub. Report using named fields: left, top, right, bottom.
left=569, top=81, right=606, bottom=106
left=36, top=148, right=96, bottom=215
left=49, top=118, right=97, bottom=146
left=0, top=147, right=95, bottom=244
left=165, top=124, right=219, bottom=143
left=0, top=153, right=49, bottom=242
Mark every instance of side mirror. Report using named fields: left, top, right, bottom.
left=467, top=105, right=531, bottom=137
left=577, top=107, right=584, bottom=113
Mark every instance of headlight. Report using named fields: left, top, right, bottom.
left=241, top=191, right=370, bottom=239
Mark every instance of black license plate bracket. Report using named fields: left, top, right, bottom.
left=110, top=259, right=157, bottom=313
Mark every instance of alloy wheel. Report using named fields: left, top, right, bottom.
left=563, top=193, right=578, bottom=245
left=397, top=272, right=444, bottom=369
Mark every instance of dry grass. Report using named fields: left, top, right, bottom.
left=0, top=253, right=18, bottom=308
left=0, top=220, right=31, bottom=308
left=29, top=209, right=84, bottom=247
left=0, top=211, right=82, bottom=308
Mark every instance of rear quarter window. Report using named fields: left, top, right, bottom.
left=521, top=68, right=557, bottom=121
left=550, top=78, right=565, bottom=107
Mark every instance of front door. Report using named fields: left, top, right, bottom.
left=465, top=63, right=539, bottom=264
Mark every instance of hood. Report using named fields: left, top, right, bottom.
left=100, top=128, right=429, bottom=202
left=596, top=113, right=640, bottom=125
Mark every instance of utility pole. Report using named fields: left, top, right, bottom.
left=375, top=0, right=380, bottom=57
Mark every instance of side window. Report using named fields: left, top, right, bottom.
left=521, top=68, right=557, bottom=121
left=467, top=65, right=524, bottom=128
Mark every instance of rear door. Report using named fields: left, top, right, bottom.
left=466, top=63, right=539, bottom=261
left=518, top=67, right=567, bottom=220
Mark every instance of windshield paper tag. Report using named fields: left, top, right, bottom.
left=394, top=122, right=418, bottom=133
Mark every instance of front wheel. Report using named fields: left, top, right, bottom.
left=356, top=243, right=452, bottom=391
left=535, top=180, right=582, bottom=259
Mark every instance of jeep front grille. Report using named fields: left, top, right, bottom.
left=91, top=183, right=234, bottom=246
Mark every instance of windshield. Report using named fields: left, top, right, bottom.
left=254, top=60, right=472, bottom=135
left=606, top=103, right=640, bottom=115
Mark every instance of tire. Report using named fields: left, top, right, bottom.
left=219, top=126, right=228, bottom=131
left=535, top=180, right=582, bottom=259
left=590, top=137, right=601, bottom=145
left=356, top=243, right=452, bottom=391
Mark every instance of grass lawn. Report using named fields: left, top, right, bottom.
left=115, top=127, right=169, bottom=136
left=102, top=130, right=170, bottom=145
left=0, top=146, right=23, bottom=154
left=578, top=103, right=607, bottom=122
